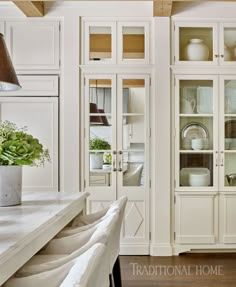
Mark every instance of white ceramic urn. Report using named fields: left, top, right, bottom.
left=184, top=38, right=209, bottom=61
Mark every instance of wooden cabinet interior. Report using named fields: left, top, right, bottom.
left=89, top=33, right=144, bottom=59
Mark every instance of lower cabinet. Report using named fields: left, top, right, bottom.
left=0, top=97, right=58, bottom=191
left=174, top=192, right=236, bottom=253
left=219, top=193, right=236, bottom=244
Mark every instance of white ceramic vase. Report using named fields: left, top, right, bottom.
left=184, top=38, right=209, bottom=61
left=0, top=166, right=22, bottom=207
left=90, top=153, right=103, bottom=169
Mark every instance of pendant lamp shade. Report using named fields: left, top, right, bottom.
left=0, top=33, right=21, bottom=91
left=98, top=109, right=109, bottom=126
left=90, top=103, right=103, bottom=125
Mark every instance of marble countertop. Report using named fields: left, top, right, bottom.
left=0, top=191, right=89, bottom=285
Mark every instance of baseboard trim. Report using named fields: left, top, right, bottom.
left=120, top=244, right=149, bottom=255
left=150, top=244, right=173, bottom=256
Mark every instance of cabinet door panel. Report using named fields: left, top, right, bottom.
left=0, top=97, right=58, bottom=191
left=6, top=21, right=60, bottom=70
left=219, top=193, right=236, bottom=243
left=175, top=193, right=218, bottom=244
left=0, top=76, right=58, bottom=97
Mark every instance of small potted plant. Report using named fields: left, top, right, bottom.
left=89, top=137, right=111, bottom=169
left=0, top=121, right=50, bottom=206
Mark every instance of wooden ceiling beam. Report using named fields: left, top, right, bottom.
left=13, top=1, right=44, bottom=17
left=154, top=0, right=173, bottom=17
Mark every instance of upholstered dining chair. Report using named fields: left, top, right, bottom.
left=4, top=243, right=108, bottom=287
left=16, top=212, right=119, bottom=280
left=51, top=196, right=128, bottom=287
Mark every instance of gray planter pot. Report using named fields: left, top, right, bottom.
left=0, top=166, right=22, bottom=207
left=90, top=153, right=103, bottom=169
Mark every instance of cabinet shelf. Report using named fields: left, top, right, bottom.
left=180, top=150, right=214, bottom=153
left=179, top=114, right=213, bottom=117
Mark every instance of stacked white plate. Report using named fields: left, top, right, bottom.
left=180, top=167, right=210, bottom=186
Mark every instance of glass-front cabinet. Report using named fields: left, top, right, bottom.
left=84, top=74, right=149, bottom=192
left=83, top=19, right=149, bottom=65
left=175, top=75, right=236, bottom=191
left=173, top=22, right=236, bottom=65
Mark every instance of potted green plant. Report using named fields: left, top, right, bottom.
left=89, top=137, right=111, bottom=169
left=0, top=121, right=50, bottom=206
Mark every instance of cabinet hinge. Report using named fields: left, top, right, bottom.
left=149, top=179, right=151, bottom=188
left=174, top=195, right=176, bottom=204
left=174, top=232, right=176, bottom=240
left=84, top=179, right=86, bottom=188
left=174, top=25, right=175, bottom=31
left=149, top=232, right=151, bottom=240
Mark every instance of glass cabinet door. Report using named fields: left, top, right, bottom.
left=117, top=75, right=149, bottom=190
left=118, top=22, right=149, bottom=64
left=221, top=77, right=236, bottom=189
left=84, top=22, right=116, bottom=64
left=175, top=76, right=218, bottom=190
left=220, top=23, right=236, bottom=65
left=84, top=75, right=116, bottom=192
left=174, top=22, right=217, bottom=65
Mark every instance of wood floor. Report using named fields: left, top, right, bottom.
left=120, top=253, right=236, bottom=287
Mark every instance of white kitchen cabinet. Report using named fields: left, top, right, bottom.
left=0, top=75, right=58, bottom=96
left=0, top=97, right=58, bottom=192
left=175, top=192, right=218, bottom=244
left=173, top=21, right=236, bottom=66
left=219, top=193, right=236, bottom=244
left=83, top=18, right=150, bottom=65
left=83, top=73, right=150, bottom=254
left=173, top=73, right=236, bottom=252
left=5, top=21, right=60, bottom=70
left=0, top=22, right=4, bottom=34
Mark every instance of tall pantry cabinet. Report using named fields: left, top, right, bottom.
left=81, top=18, right=151, bottom=254
left=0, top=20, right=60, bottom=192
left=172, top=20, right=236, bottom=254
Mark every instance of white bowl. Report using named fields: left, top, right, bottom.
left=180, top=167, right=210, bottom=186
left=189, top=171, right=210, bottom=186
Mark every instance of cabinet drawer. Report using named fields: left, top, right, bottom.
left=90, top=174, right=110, bottom=186
left=0, top=76, right=58, bottom=96
left=6, top=21, right=60, bottom=70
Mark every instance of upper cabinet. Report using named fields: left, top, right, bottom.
left=5, top=20, right=60, bottom=70
left=173, top=21, right=236, bottom=66
left=83, top=19, right=150, bottom=65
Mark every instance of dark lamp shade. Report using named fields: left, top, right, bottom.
left=0, top=33, right=21, bottom=91
left=90, top=103, right=103, bottom=125
left=98, top=109, right=109, bottom=126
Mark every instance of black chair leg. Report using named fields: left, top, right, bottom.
left=112, top=256, right=122, bottom=287
left=109, top=274, right=114, bottom=287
